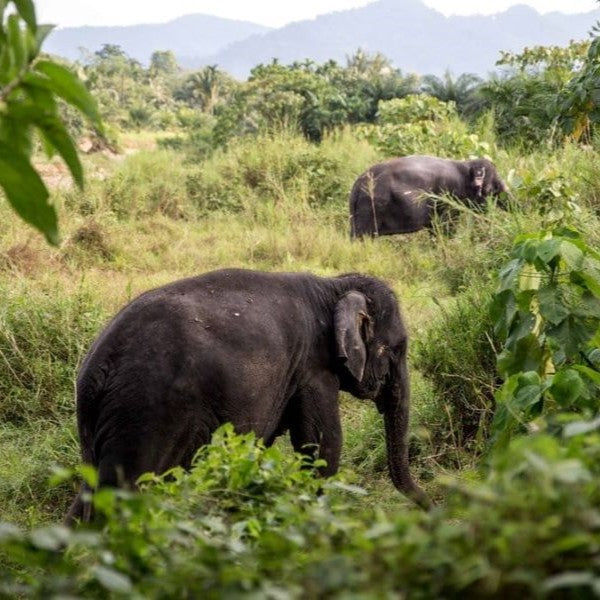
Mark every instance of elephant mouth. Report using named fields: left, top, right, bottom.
left=356, top=378, right=383, bottom=401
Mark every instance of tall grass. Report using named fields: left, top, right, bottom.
left=1, top=127, right=598, bottom=525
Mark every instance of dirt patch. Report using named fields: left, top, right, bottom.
left=36, top=160, right=73, bottom=191
left=0, top=243, right=54, bottom=275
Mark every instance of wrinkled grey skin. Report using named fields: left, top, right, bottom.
left=66, top=268, right=429, bottom=523
left=350, top=155, right=508, bottom=238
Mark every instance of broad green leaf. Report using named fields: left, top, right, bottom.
left=516, top=238, right=539, bottom=264
left=34, top=60, right=102, bottom=126
left=572, top=292, right=600, bottom=320
left=12, top=0, right=36, bottom=31
left=48, top=466, right=74, bottom=487
left=0, top=145, right=58, bottom=244
left=77, top=464, right=99, bottom=488
left=536, top=238, right=561, bottom=263
left=563, top=415, right=600, bottom=438
left=38, top=115, right=84, bottom=188
left=21, top=73, right=59, bottom=111
left=548, top=316, right=595, bottom=359
left=497, top=333, right=544, bottom=377
left=29, top=525, right=70, bottom=551
left=31, top=23, right=54, bottom=57
left=514, top=383, right=543, bottom=410
left=5, top=101, right=83, bottom=187
left=505, top=310, right=536, bottom=348
left=498, top=258, right=522, bottom=292
left=490, top=289, right=517, bottom=337
left=573, top=365, right=600, bottom=386
left=92, top=566, right=133, bottom=594
left=538, top=285, right=569, bottom=325
left=560, top=240, right=584, bottom=270
left=7, top=14, right=26, bottom=74
left=550, top=369, right=586, bottom=408
left=579, top=260, right=600, bottom=297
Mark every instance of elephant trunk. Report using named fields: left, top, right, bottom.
left=381, top=355, right=431, bottom=510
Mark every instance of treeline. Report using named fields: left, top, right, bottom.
left=60, top=39, right=599, bottom=151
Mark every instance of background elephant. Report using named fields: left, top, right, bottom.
left=66, top=268, right=429, bottom=522
left=349, top=155, right=508, bottom=238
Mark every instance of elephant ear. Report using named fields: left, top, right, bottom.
left=334, top=291, right=373, bottom=381
left=470, top=164, right=486, bottom=197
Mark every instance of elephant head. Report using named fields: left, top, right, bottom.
left=334, top=279, right=431, bottom=509
left=468, top=159, right=508, bottom=205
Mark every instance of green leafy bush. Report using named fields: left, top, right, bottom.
left=414, top=285, right=500, bottom=459
left=509, top=166, right=581, bottom=223
left=377, top=94, right=458, bottom=124
left=3, top=424, right=600, bottom=598
left=184, top=131, right=373, bottom=216
left=490, top=226, right=600, bottom=447
left=65, top=150, right=195, bottom=219
left=359, top=95, right=493, bottom=159
left=559, top=28, right=600, bottom=141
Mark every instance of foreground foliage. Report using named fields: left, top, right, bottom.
left=0, top=0, right=101, bottom=243
left=2, top=423, right=600, bottom=598
left=491, top=226, right=600, bottom=448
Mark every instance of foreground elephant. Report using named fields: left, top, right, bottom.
left=350, top=155, right=507, bottom=238
left=66, top=268, right=429, bottom=522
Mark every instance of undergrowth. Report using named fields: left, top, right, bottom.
left=0, top=126, right=599, bottom=597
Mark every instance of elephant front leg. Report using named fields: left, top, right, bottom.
left=288, top=376, right=342, bottom=477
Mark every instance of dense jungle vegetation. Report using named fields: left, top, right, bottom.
left=2, top=1, right=600, bottom=596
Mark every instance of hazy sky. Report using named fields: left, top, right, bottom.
left=37, top=0, right=599, bottom=29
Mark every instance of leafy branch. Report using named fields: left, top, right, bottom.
left=490, top=225, right=600, bottom=448
left=0, top=0, right=103, bottom=244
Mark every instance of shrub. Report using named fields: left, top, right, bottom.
left=359, top=95, right=494, bottom=159
left=2, top=424, right=600, bottom=598
left=413, top=284, right=500, bottom=458
left=490, top=226, right=600, bottom=448
left=65, top=151, right=194, bottom=220
left=377, top=94, right=458, bottom=124
left=185, top=131, right=377, bottom=217
left=0, top=281, right=105, bottom=425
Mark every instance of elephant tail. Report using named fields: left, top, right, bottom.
left=64, top=483, right=94, bottom=526
left=65, top=367, right=108, bottom=525
left=349, top=177, right=364, bottom=238
left=349, top=171, right=379, bottom=238
left=76, top=373, right=101, bottom=467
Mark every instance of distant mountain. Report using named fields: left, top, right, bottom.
left=45, top=1, right=600, bottom=78
left=45, top=14, right=271, bottom=66
left=201, top=0, right=600, bottom=77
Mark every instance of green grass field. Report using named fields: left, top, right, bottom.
left=1, top=128, right=599, bottom=528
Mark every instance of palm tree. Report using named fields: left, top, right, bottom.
left=177, top=65, right=228, bottom=114
left=420, top=70, right=483, bottom=115
left=346, top=48, right=394, bottom=78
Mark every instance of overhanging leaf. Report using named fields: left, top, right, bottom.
left=33, top=60, right=102, bottom=127
left=0, top=144, right=59, bottom=244
left=38, top=115, right=84, bottom=188
left=6, top=103, right=84, bottom=188
left=12, top=0, right=36, bottom=31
